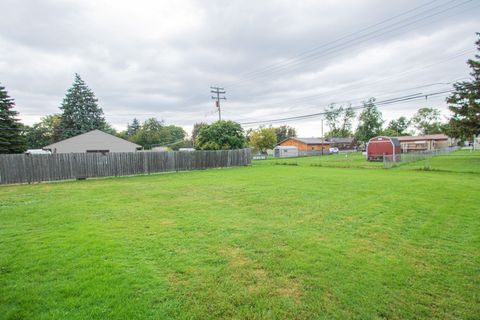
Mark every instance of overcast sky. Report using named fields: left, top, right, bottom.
left=1, top=0, right=479, bottom=137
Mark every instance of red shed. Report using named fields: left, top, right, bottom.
left=366, top=136, right=401, bottom=162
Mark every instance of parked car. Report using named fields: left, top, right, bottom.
left=329, top=147, right=339, bottom=154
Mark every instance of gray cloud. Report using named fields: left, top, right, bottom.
left=1, top=0, right=479, bottom=136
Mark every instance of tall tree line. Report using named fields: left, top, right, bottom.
left=117, top=118, right=188, bottom=150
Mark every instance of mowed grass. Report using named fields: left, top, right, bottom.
left=396, top=150, right=480, bottom=174
left=256, top=152, right=383, bottom=168
left=1, top=157, right=479, bottom=319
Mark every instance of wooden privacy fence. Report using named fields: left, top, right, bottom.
left=0, top=149, right=252, bottom=185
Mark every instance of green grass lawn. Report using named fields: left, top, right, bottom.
left=396, top=150, right=480, bottom=174
left=1, top=155, right=479, bottom=319
left=255, top=152, right=383, bottom=168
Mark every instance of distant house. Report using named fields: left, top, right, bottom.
left=328, top=137, right=355, bottom=150
left=277, top=137, right=331, bottom=151
left=395, top=134, right=456, bottom=153
left=44, top=130, right=142, bottom=154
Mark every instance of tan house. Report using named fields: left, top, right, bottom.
left=396, top=134, right=455, bottom=152
left=277, top=137, right=331, bottom=151
left=44, top=130, right=142, bottom=154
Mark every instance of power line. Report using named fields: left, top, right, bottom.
left=226, top=48, right=472, bottom=123
left=239, top=90, right=453, bottom=125
left=237, top=89, right=454, bottom=125
left=227, top=74, right=465, bottom=123
left=227, top=0, right=474, bottom=88
left=235, top=0, right=441, bottom=79
left=225, top=0, right=475, bottom=88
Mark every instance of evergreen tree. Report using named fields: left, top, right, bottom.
left=127, top=118, right=141, bottom=137
left=0, top=84, right=26, bottom=153
left=59, top=74, right=107, bottom=139
left=446, top=33, right=480, bottom=140
left=354, top=98, right=384, bottom=143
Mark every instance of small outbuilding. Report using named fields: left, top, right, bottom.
left=273, top=146, right=298, bottom=158
left=366, top=136, right=401, bottom=161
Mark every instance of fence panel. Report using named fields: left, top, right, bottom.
left=383, top=146, right=461, bottom=168
left=0, top=148, right=252, bottom=185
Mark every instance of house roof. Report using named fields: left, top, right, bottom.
left=329, top=137, right=354, bottom=143
left=369, top=136, right=401, bottom=147
left=395, top=134, right=448, bottom=142
left=44, top=129, right=141, bottom=149
left=278, top=137, right=331, bottom=145
left=390, top=137, right=401, bottom=147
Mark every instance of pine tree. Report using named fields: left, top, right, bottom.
left=59, top=74, right=107, bottom=139
left=0, top=84, right=26, bottom=153
left=446, top=33, right=480, bottom=140
left=127, top=118, right=141, bottom=137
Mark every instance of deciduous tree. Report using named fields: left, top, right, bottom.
left=250, top=127, right=277, bottom=153
left=411, top=108, right=444, bottom=135
left=191, top=122, right=208, bottom=145
left=130, top=118, right=186, bottom=149
left=325, top=104, right=355, bottom=138
left=354, top=98, right=383, bottom=143
left=275, top=125, right=296, bottom=142
left=25, top=114, right=62, bottom=149
left=195, top=120, right=246, bottom=150
left=385, top=116, right=410, bottom=136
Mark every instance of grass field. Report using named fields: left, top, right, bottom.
left=256, top=152, right=384, bottom=168
left=396, top=150, right=480, bottom=174
left=1, top=152, right=479, bottom=319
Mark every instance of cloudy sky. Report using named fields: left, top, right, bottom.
left=1, top=0, right=479, bottom=137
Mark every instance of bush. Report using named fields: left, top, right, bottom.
left=195, top=121, right=246, bottom=150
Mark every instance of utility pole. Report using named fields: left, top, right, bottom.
left=321, top=118, right=324, bottom=156
left=210, top=86, right=226, bottom=121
